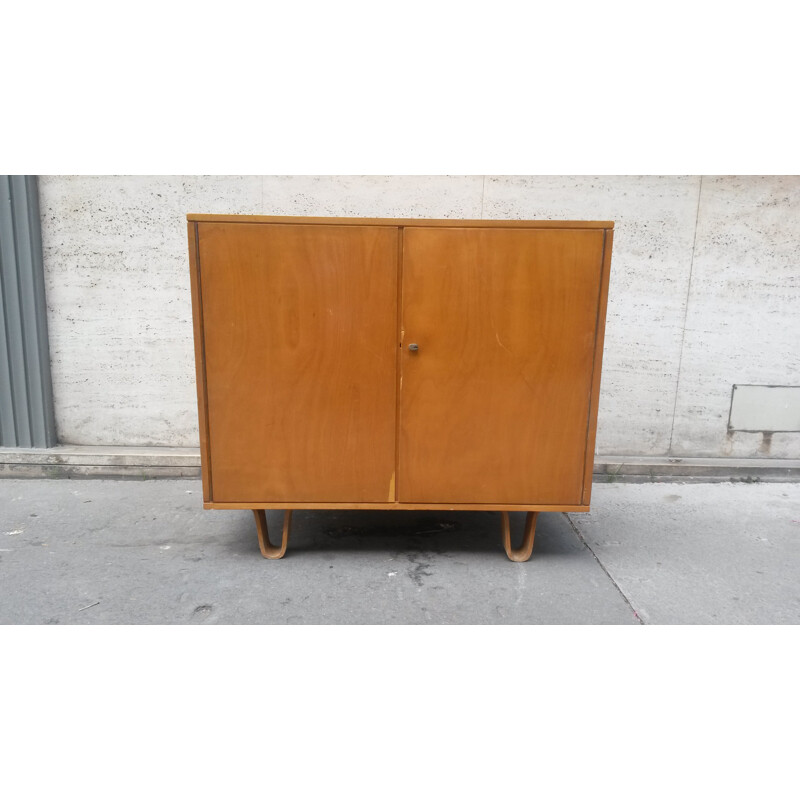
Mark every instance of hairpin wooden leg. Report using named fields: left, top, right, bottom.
left=253, top=509, right=292, bottom=559
left=501, top=511, right=538, bottom=562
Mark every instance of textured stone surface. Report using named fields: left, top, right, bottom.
left=261, top=174, right=484, bottom=218
left=670, top=176, right=800, bottom=458
left=36, top=175, right=800, bottom=459
left=39, top=176, right=263, bottom=446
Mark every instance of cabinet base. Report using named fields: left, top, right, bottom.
left=251, top=509, right=540, bottom=562
left=500, top=511, right=539, bottom=562
left=253, top=509, right=291, bottom=559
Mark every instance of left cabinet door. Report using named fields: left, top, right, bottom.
left=196, top=222, right=399, bottom=503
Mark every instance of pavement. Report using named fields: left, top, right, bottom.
left=0, top=478, right=797, bottom=624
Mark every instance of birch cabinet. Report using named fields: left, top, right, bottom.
left=187, top=215, right=613, bottom=560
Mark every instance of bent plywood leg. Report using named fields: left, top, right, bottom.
left=253, top=509, right=292, bottom=559
left=501, top=511, right=538, bottom=562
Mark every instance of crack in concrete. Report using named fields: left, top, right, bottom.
left=667, top=175, right=703, bottom=456
left=563, top=512, right=645, bottom=625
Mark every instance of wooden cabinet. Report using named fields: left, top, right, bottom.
left=188, top=215, right=613, bottom=560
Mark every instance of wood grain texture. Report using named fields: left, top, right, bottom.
left=582, top=229, right=614, bottom=506
left=198, top=222, right=398, bottom=502
left=187, top=222, right=213, bottom=502
left=398, top=227, right=605, bottom=505
left=254, top=509, right=291, bottom=558
left=501, top=510, right=539, bottom=561
left=204, top=501, right=590, bottom=511
left=188, top=213, right=614, bottom=229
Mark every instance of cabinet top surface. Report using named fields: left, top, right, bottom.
left=187, top=213, right=614, bottom=229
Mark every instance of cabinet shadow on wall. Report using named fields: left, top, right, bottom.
left=219, top=510, right=584, bottom=559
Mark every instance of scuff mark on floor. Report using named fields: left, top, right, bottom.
left=406, top=551, right=434, bottom=587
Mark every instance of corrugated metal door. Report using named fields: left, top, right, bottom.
left=0, top=175, right=56, bottom=447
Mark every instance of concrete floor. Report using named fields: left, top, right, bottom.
left=0, top=479, right=797, bottom=624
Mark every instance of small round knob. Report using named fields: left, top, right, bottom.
left=408, top=343, right=419, bottom=352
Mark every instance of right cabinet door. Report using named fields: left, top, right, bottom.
left=398, top=226, right=606, bottom=505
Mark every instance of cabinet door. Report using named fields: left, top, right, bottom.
left=399, top=227, right=605, bottom=505
left=198, top=223, right=398, bottom=503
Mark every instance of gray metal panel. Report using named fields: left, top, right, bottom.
left=0, top=177, right=20, bottom=444
left=728, top=384, right=800, bottom=432
left=13, top=177, right=56, bottom=446
left=0, top=176, right=57, bottom=447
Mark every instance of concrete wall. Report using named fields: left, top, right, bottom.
left=37, top=175, right=800, bottom=458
